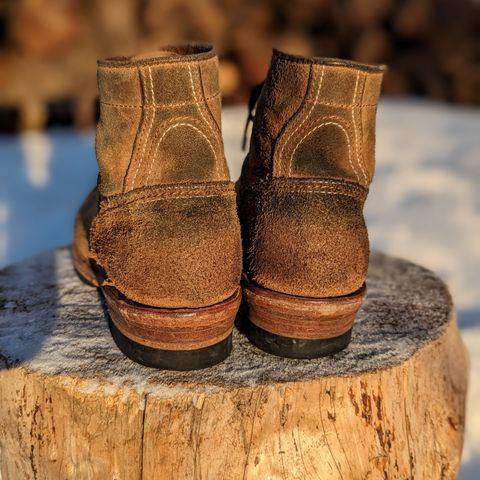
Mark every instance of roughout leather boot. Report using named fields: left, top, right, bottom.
left=73, top=44, right=242, bottom=370
left=238, top=50, right=385, bottom=358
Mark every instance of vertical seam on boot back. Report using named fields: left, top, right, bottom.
left=351, top=72, right=364, bottom=184
left=359, top=73, right=369, bottom=184
left=278, top=65, right=325, bottom=176
left=188, top=65, right=221, bottom=177
left=267, top=60, right=312, bottom=178
left=198, top=63, right=229, bottom=179
left=198, top=62, right=222, bottom=133
left=130, top=67, right=156, bottom=190
left=122, top=66, right=145, bottom=193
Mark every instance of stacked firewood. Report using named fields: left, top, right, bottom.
left=0, top=0, right=478, bottom=129
left=208, top=0, right=480, bottom=104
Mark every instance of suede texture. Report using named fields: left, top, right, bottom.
left=239, top=50, right=385, bottom=298
left=78, top=44, right=242, bottom=309
left=96, top=44, right=228, bottom=196
left=75, top=188, right=99, bottom=256
left=90, top=183, right=241, bottom=308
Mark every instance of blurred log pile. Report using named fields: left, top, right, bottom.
left=0, top=0, right=479, bottom=130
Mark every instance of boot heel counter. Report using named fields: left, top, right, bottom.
left=90, top=183, right=242, bottom=308
left=243, top=181, right=369, bottom=298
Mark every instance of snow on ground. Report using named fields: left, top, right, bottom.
left=0, top=98, right=479, bottom=476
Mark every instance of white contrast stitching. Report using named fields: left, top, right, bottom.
left=100, top=183, right=234, bottom=208
left=249, top=188, right=363, bottom=200
left=188, top=65, right=220, bottom=177
left=276, top=179, right=350, bottom=186
left=145, top=122, right=217, bottom=185
left=351, top=72, right=366, bottom=184
left=102, top=192, right=235, bottom=213
left=100, top=92, right=221, bottom=109
left=303, top=99, right=378, bottom=108
left=245, top=178, right=368, bottom=199
left=141, top=115, right=201, bottom=156
left=274, top=190, right=361, bottom=199
left=288, top=122, right=357, bottom=179
left=130, top=67, right=156, bottom=189
left=148, top=66, right=155, bottom=102
left=280, top=65, right=325, bottom=175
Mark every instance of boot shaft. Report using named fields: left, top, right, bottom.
left=96, top=44, right=228, bottom=196
left=244, top=50, right=385, bottom=186
left=239, top=50, right=385, bottom=300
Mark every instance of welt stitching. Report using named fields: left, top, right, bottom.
left=188, top=65, right=220, bottom=177
left=281, top=65, right=325, bottom=175
left=130, top=67, right=155, bottom=190
left=100, top=92, right=221, bottom=109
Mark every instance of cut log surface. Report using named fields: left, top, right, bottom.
left=0, top=248, right=469, bottom=479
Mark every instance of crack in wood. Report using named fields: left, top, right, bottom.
left=140, top=394, right=148, bottom=480
left=0, top=249, right=468, bottom=478
left=242, top=386, right=265, bottom=480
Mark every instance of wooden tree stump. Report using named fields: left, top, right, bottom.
left=0, top=248, right=469, bottom=479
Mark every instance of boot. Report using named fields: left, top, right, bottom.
left=73, top=44, right=242, bottom=370
left=238, top=49, right=385, bottom=358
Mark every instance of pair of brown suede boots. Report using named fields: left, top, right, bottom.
left=73, top=44, right=385, bottom=370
